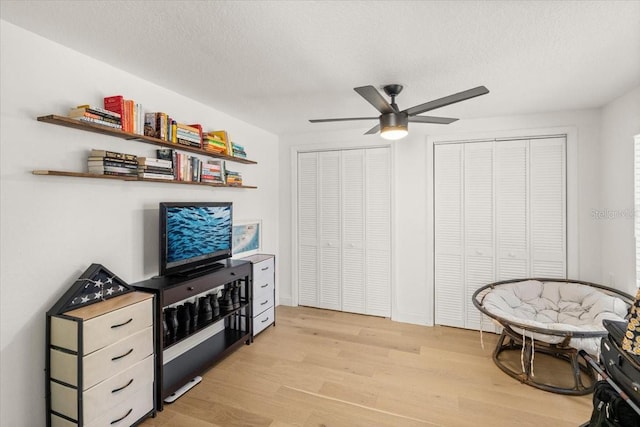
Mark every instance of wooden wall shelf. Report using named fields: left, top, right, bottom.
left=32, top=170, right=257, bottom=189
left=34, top=114, right=259, bottom=189
left=37, top=115, right=258, bottom=165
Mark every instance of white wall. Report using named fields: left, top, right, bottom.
left=0, top=21, right=279, bottom=426
left=599, top=86, right=640, bottom=295
left=279, top=109, right=604, bottom=326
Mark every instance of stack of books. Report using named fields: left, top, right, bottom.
left=201, top=160, right=226, bottom=184
left=156, top=149, right=178, bottom=179
left=137, top=157, right=174, bottom=180
left=87, top=149, right=138, bottom=177
left=176, top=123, right=202, bottom=148
left=69, top=105, right=121, bottom=129
left=103, top=95, right=143, bottom=134
left=231, top=142, right=247, bottom=158
left=205, top=130, right=231, bottom=154
left=225, top=170, right=243, bottom=186
left=202, top=132, right=227, bottom=154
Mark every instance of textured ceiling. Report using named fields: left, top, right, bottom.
left=2, top=1, right=639, bottom=136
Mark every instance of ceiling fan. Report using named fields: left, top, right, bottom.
left=309, top=84, right=489, bottom=140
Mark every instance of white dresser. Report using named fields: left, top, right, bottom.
left=47, top=291, right=155, bottom=427
left=242, top=254, right=275, bottom=336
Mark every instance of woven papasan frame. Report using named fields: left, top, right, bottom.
left=472, top=278, right=634, bottom=395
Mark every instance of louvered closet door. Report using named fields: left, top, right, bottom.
left=529, top=137, right=566, bottom=278
left=318, top=151, right=342, bottom=310
left=341, top=149, right=366, bottom=314
left=464, top=142, right=495, bottom=330
left=365, top=147, right=391, bottom=317
left=434, top=144, right=465, bottom=328
left=298, top=152, right=319, bottom=306
left=495, top=140, right=530, bottom=280
left=297, top=148, right=391, bottom=316
left=434, top=137, right=567, bottom=330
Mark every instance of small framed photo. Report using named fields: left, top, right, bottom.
left=232, top=220, right=261, bottom=256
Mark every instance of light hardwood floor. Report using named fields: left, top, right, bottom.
left=142, top=305, right=592, bottom=426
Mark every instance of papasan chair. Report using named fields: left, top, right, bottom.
left=472, top=278, right=633, bottom=395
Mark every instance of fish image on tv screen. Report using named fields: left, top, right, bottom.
left=166, top=205, right=232, bottom=265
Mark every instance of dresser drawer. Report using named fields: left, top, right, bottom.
left=85, top=388, right=154, bottom=427
left=253, top=291, right=274, bottom=316
left=163, top=263, right=251, bottom=305
left=50, top=355, right=154, bottom=424
left=253, top=258, right=274, bottom=290
left=50, top=327, right=153, bottom=390
left=83, top=298, right=153, bottom=354
left=253, top=306, right=274, bottom=336
left=50, top=295, right=153, bottom=354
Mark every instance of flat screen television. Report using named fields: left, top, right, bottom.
left=159, top=202, right=233, bottom=277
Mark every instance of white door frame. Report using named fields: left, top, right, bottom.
left=426, top=126, right=578, bottom=326
left=290, top=140, right=396, bottom=317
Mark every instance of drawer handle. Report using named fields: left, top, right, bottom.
left=261, top=266, right=269, bottom=271
left=110, top=408, right=132, bottom=425
left=260, top=284, right=269, bottom=289
left=260, top=300, right=269, bottom=306
left=111, top=378, right=134, bottom=393
left=110, top=318, right=133, bottom=329
left=111, top=348, right=134, bottom=361
left=261, top=317, right=270, bottom=323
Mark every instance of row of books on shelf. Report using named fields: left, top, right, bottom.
left=86, top=149, right=242, bottom=185
left=67, top=95, right=249, bottom=159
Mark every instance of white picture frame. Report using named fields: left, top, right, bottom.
left=232, top=220, right=262, bottom=257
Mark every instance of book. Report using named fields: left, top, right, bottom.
left=87, top=156, right=138, bottom=166
left=103, top=95, right=124, bottom=115
left=144, top=113, right=158, bottom=138
left=72, top=116, right=122, bottom=129
left=90, top=149, right=137, bottom=162
left=138, top=172, right=175, bottom=180
left=88, top=159, right=138, bottom=170
left=138, top=165, right=174, bottom=174
left=68, top=109, right=121, bottom=125
left=88, top=165, right=138, bottom=175
left=76, top=104, right=121, bottom=119
left=138, top=157, right=173, bottom=168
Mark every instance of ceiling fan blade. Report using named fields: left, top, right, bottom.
left=409, top=116, right=459, bottom=124
left=354, top=86, right=394, bottom=114
left=403, top=86, right=489, bottom=116
left=364, top=124, right=380, bottom=135
left=309, top=117, right=378, bottom=123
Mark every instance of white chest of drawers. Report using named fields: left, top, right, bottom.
left=47, top=291, right=155, bottom=426
left=241, top=254, right=275, bottom=336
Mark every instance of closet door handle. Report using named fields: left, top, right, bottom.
left=110, top=318, right=132, bottom=329
left=111, top=348, right=133, bottom=361
left=110, top=408, right=132, bottom=425
left=111, top=378, right=134, bottom=393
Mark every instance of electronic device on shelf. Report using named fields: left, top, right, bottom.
left=159, top=201, right=233, bottom=277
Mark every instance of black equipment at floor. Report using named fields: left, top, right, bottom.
left=579, top=320, right=640, bottom=426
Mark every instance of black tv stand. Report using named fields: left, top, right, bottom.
left=132, top=258, right=252, bottom=410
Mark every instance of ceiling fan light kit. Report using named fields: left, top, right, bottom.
left=379, top=112, right=408, bottom=140
left=309, top=84, right=489, bottom=140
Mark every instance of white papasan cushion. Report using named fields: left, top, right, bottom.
left=482, top=280, right=628, bottom=354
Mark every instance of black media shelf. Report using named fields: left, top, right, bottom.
left=163, top=300, right=250, bottom=350
left=132, top=258, right=252, bottom=410
left=163, top=328, right=250, bottom=399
